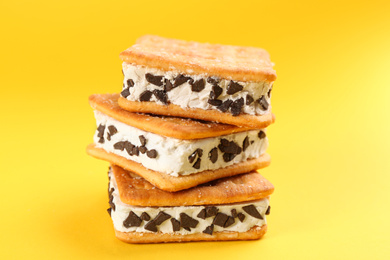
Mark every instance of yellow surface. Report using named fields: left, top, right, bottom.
left=1, top=0, right=389, bottom=259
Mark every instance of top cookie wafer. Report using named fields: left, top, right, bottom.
left=120, top=35, right=276, bottom=82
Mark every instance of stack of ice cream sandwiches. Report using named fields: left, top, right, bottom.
left=87, top=35, right=277, bottom=243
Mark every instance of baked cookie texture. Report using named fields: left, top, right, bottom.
left=107, top=165, right=273, bottom=243
left=118, top=35, right=276, bottom=127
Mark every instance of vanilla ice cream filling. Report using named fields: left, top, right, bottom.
left=108, top=171, right=269, bottom=235
left=93, top=111, right=268, bottom=176
left=121, top=63, right=273, bottom=116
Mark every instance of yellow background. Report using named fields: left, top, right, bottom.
left=1, top=0, right=389, bottom=259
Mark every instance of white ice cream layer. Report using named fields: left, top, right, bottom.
left=93, top=111, right=268, bottom=177
left=122, top=63, right=273, bottom=115
left=109, top=171, right=269, bottom=234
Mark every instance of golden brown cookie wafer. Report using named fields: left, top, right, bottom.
left=111, top=165, right=274, bottom=207
left=87, top=144, right=271, bottom=192
left=120, top=35, right=276, bottom=82
left=118, top=97, right=276, bottom=129
left=90, top=93, right=263, bottom=139
left=114, top=225, right=267, bottom=244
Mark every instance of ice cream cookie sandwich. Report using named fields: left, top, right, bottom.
left=87, top=94, right=271, bottom=191
left=118, top=35, right=276, bottom=128
left=107, top=165, right=274, bottom=243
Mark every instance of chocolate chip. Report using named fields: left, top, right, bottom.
left=121, top=88, right=130, bottom=98
left=145, top=73, right=163, bottom=86
left=268, top=87, right=272, bottom=98
left=218, top=140, right=242, bottom=154
left=220, top=139, right=230, bottom=147
left=205, top=206, right=218, bottom=218
left=188, top=149, right=203, bottom=163
left=147, top=149, right=158, bottom=158
left=227, top=81, right=243, bottom=95
left=243, top=136, right=250, bottom=152
left=132, top=146, right=139, bottom=156
left=265, top=206, right=271, bottom=215
left=217, top=99, right=233, bottom=112
left=144, top=221, right=157, bottom=232
left=97, top=124, right=105, bottom=138
left=180, top=213, right=199, bottom=228
left=153, top=89, right=168, bottom=104
left=209, top=84, right=223, bottom=99
left=193, top=158, right=201, bottom=169
left=107, top=208, right=112, bottom=217
left=224, top=216, right=235, bottom=227
left=208, top=147, right=218, bottom=163
left=203, top=225, right=214, bottom=235
left=174, top=74, right=192, bottom=87
left=257, top=95, right=269, bottom=110
left=123, top=211, right=142, bottom=228
left=171, top=218, right=181, bottom=232
left=108, top=187, right=115, bottom=211
left=139, top=135, right=147, bottom=146
left=197, top=209, right=207, bottom=219
left=231, top=97, right=244, bottom=116
left=98, top=137, right=105, bottom=144
left=153, top=211, right=171, bottom=225
left=242, top=205, right=263, bottom=219
left=237, top=213, right=246, bottom=222
left=207, top=77, right=220, bottom=84
left=223, top=153, right=236, bottom=162
left=246, top=94, right=254, bottom=105
left=113, top=141, right=126, bottom=151
left=108, top=125, right=118, bottom=136
left=125, top=142, right=135, bottom=156
left=208, top=99, right=223, bottom=106
left=127, top=79, right=135, bottom=88
left=213, top=213, right=229, bottom=227
left=140, top=212, right=151, bottom=221
left=183, top=227, right=191, bottom=231
left=258, top=130, right=266, bottom=139
left=139, top=146, right=147, bottom=154
left=139, top=90, right=153, bottom=101
left=191, top=79, right=205, bottom=92
left=164, top=78, right=174, bottom=92
left=231, top=209, right=238, bottom=218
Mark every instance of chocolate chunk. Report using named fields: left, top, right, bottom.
left=257, top=95, right=269, bottom=110
left=227, top=81, right=243, bottom=95
left=197, top=209, right=207, bottom=219
left=180, top=213, right=199, bottom=228
left=220, top=138, right=230, bottom=147
left=218, top=140, right=242, bottom=154
left=268, top=87, right=272, bottom=98
left=171, top=218, right=181, bottom=232
left=145, top=73, right=163, bottom=86
left=153, top=89, right=168, bottom=105
left=139, top=146, right=147, bottom=154
left=106, top=132, right=111, bottom=141
left=242, top=205, right=263, bottom=219
left=246, top=94, right=254, bottom=105
left=153, top=211, right=171, bottom=225
left=97, top=124, right=105, bottom=138
left=144, top=221, right=157, bottom=232
left=183, top=227, right=191, bottom=231
left=188, top=149, right=203, bottom=163
left=208, top=99, right=223, bottom=106
left=164, top=78, right=174, bottom=92
left=205, top=206, right=218, bottom=218
left=107, top=208, right=112, bottom=217
left=213, top=213, right=229, bottom=227
left=127, top=79, right=134, bottom=88
left=203, top=225, right=214, bottom=235
left=243, top=136, right=250, bottom=152
left=192, top=158, right=201, bottom=169
left=258, top=130, right=266, bottom=139
left=208, top=147, right=218, bottom=163
left=108, top=188, right=115, bottom=211
left=108, top=125, right=118, bottom=136
left=139, top=135, right=147, bottom=146
left=174, top=74, right=192, bottom=87
left=217, top=99, right=233, bottom=112
left=237, top=213, right=246, bottom=222
left=98, top=137, right=105, bottom=144
left=123, top=211, right=142, bottom=228
left=224, top=216, right=235, bottom=227
left=139, top=90, right=153, bottom=101
left=191, top=79, right=205, bottom=92
left=265, top=206, right=271, bottom=215
left=209, top=84, right=223, bottom=99
left=207, top=77, right=220, bottom=84
left=223, top=153, right=236, bottom=162
left=132, top=146, right=139, bottom=156
left=140, top=212, right=151, bottom=221
left=231, top=97, right=244, bottom=116
left=121, top=87, right=130, bottom=98
left=231, top=209, right=238, bottom=218
left=124, top=142, right=135, bottom=156
left=147, top=149, right=158, bottom=158
left=113, top=141, right=126, bottom=151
